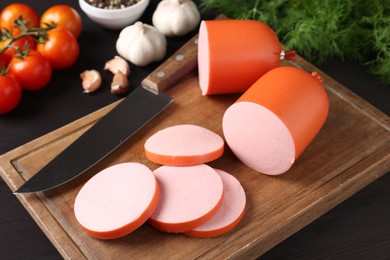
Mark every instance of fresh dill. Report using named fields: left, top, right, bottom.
left=201, top=0, right=390, bottom=85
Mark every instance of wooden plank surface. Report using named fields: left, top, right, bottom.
left=0, top=52, right=389, bottom=259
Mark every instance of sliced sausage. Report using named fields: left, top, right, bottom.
left=183, top=169, right=246, bottom=238
left=74, top=163, right=159, bottom=239
left=198, top=20, right=295, bottom=96
left=148, top=164, right=224, bottom=233
left=144, top=124, right=224, bottom=166
left=223, top=66, right=329, bottom=175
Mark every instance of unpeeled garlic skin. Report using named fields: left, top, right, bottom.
left=80, top=70, right=102, bottom=93
left=116, top=22, right=167, bottom=67
left=152, top=0, right=200, bottom=37
left=111, top=72, right=129, bottom=95
left=104, top=56, right=130, bottom=76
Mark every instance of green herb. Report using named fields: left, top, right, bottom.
left=200, top=0, right=390, bottom=85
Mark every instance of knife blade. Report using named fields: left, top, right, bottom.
left=15, top=34, right=199, bottom=194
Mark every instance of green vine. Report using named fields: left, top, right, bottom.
left=201, top=0, right=390, bottom=85
left=0, top=16, right=55, bottom=57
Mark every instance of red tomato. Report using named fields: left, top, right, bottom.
left=9, top=50, right=52, bottom=91
left=0, top=3, right=39, bottom=31
left=0, top=54, right=8, bottom=68
left=0, top=73, right=22, bottom=114
left=40, top=5, right=82, bottom=38
left=0, top=28, right=37, bottom=66
left=37, top=29, right=79, bottom=69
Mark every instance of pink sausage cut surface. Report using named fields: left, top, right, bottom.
left=223, top=66, right=329, bottom=175
left=224, top=102, right=296, bottom=175
left=74, top=163, right=159, bottom=239
left=148, top=164, right=224, bottom=233
left=183, top=169, right=246, bottom=238
left=144, top=124, right=224, bottom=166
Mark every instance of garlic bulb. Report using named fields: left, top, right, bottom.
left=116, top=22, right=167, bottom=67
left=152, top=0, right=200, bottom=37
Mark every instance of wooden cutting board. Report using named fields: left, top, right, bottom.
left=0, top=47, right=389, bottom=258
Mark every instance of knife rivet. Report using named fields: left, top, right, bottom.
left=157, top=71, right=165, bottom=78
left=176, top=54, right=184, bottom=61
left=194, top=38, right=198, bottom=45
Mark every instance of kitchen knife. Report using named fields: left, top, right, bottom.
left=14, top=34, right=199, bottom=194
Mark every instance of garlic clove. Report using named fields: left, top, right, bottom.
left=80, top=70, right=102, bottom=93
left=104, top=56, right=131, bottom=76
left=111, top=72, right=129, bottom=95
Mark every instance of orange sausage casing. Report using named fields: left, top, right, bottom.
left=198, top=20, right=293, bottom=95
left=223, top=66, right=329, bottom=175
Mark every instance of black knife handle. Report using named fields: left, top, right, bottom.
left=141, top=33, right=198, bottom=94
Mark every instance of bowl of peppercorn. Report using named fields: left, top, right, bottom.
left=79, top=0, right=150, bottom=29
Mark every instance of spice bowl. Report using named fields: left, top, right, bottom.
left=79, top=0, right=150, bottom=30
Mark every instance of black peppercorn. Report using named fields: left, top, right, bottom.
left=85, top=0, right=140, bottom=9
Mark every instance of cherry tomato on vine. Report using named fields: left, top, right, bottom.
left=0, top=3, right=39, bottom=31
left=0, top=54, right=8, bottom=67
left=37, top=29, right=79, bottom=70
left=9, top=50, right=52, bottom=91
left=0, top=28, right=37, bottom=66
left=0, top=73, right=22, bottom=114
left=40, top=5, right=82, bottom=38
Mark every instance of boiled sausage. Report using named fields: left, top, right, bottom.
left=74, top=163, right=159, bottom=239
left=223, top=66, right=329, bottom=175
left=183, top=169, right=246, bottom=238
left=198, top=20, right=295, bottom=95
left=144, top=124, right=224, bottom=166
left=148, top=164, right=224, bottom=233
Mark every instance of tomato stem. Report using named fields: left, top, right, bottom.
left=0, top=16, right=55, bottom=55
left=0, top=63, right=9, bottom=75
left=12, top=43, right=29, bottom=59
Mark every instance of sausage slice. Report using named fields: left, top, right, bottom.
left=183, top=169, right=246, bottom=238
left=74, top=163, right=159, bottom=239
left=148, top=164, right=224, bottom=233
left=144, top=124, right=224, bottom=166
